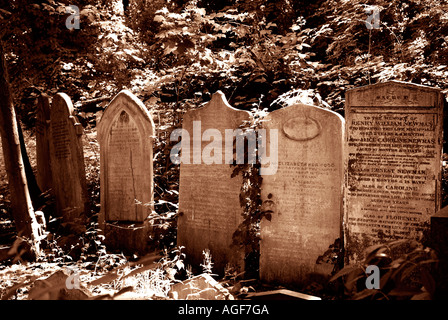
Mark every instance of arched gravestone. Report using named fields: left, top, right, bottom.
left=345, top=81, right=444, bottom=263
left=259, top=103, right=344, bottom=287
left=97, top=90, right=155, bottom=254
left=49, top=93, right=89, bottom=223
left=177, top=91, right=251, bottom=274
left=36, top=94, right=52, bottom=192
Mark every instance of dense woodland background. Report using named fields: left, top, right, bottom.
left=0, top=0, right=448, bottom=300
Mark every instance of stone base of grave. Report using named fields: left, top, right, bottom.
left=260, top=262, right=334, bottom=289
left=104, top=220, right=152, bottom=255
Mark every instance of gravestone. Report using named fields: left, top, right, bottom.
left=36, top=94, right=52, bottom=192
left=177, top=91, right=250, bottom=274
left=49, top=93, right=89, bottom=223
left=345, top=81, right=444, bottom=263
left=97, top=90, right=155, bottom=254
left=259, top=103, right=344, bottom=287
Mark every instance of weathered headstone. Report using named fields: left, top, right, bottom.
left=177, top=91, right=250, bottom=274
left=259, top=103, right=344, bottom=287
left=36, top=94, right=52, bottom=192
left=97, top=90, right=155, bottom=254
left=345, top=81, right=444, bottom=263
left=49, top=93, right=89, bottom=223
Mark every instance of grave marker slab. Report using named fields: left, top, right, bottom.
left=177, top=91, right=250, bottom=274
left=345, top=81, right=444, bottom=263
left=36, top=94, right=52, bottom=192
left=259, top=103, right=344, bottom=287
left=49, top=93, right=88, bottom=223
left=97, top=90, right=155, bottom=254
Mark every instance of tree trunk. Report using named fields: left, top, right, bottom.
left=17, top=116, right=43, bottom=210
left=0, top=41, right=41, bottom=254
left=123, top=0, right=129, bottom=13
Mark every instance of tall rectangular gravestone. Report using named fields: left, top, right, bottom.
left=50, top=93, right=89, bottom=223
left=345, top=81, right=444, bottom=263
left=97, top=90, right=155, bottom=254
left=36, top=93, right=52, bottom=192
left=177, top=91, right=250, bottom=274
left=259, top=103, right=344, bottom=287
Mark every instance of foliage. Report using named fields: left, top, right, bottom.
left=132, top=0, right=318, bottom=112
left=125, top=0, right=173, bottom=46
left=230, top=99, right=270, bottom=277
left=148, top=120, right=182, bottom=251
left=1, top=0, right=448, bottom=300
left=330, top=239, right=438, bottom=300
left=200, top=249, right=214, bottom=275
left=304, top=0, right=448, bottom=111
left=0, top=0, right=104, bottom=127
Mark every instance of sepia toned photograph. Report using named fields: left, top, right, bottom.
left=0, top=0, right=447, bottom=312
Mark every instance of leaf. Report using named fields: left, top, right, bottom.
left=388, top=287, right=422, bottom=297
left=260, top=29, right=272, bottom=36
left=164, top=41, right=178, bottom=56
left=329, top=265, right=362, bottom=282
left=363, top=243, right=386, bottom=257
left=420, top=268, right=435, bottom=297
left=411, top=291, right=431, bottom=300
left=154, top=15, right=165, bottom=23
left=364, top=244, right=389, bottom=264
left=380, top=269, right=393, bottom=288
left=352, top=288, right=380, bottom=300
left=175, top=259, right=184, bottom=270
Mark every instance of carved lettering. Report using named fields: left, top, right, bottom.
left=345, top=82, right=443, bottom=263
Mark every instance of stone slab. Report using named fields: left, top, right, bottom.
left=49, top=93, right=89, bottom=223
left=259, top=103, right=344, bottom=287
left=169, top=274, right=233, bottom=300
left=344, top=81, right=444, bottom=263
left=97, top=90, right=155, bottom=253
left=177, top=91, right=250, bottom=275
left=245, top=289, right=321, bottom=300
left=36, top=94, right=52, bottom=192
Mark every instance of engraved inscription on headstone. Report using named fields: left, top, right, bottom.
left=177, top=91, right=250, bottom=274
left=49, top=93, right=89, bottom=223
left=259, top=103, right=344, bottom=286
left=97, top=90, right=154, bottom=253
left=345, top=81, right=444, bottom=263
left=36, top=94, right=52, bottom=192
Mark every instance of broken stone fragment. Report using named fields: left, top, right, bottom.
left=28, top=269, right=92, bottom=300
left=169, top=274, right=234, bottom=300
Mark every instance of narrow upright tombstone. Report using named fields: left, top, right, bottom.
left=345, top=81, right=444, bottom=263
left=259, top=103, right=344, bottom=287
left=36, top=94, right=52, bottom=192
left=97, top=90, right=155, bottom=254
left=49, top=93, right=89, bottom=223
left=177, top=91, right=251, bottom=274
